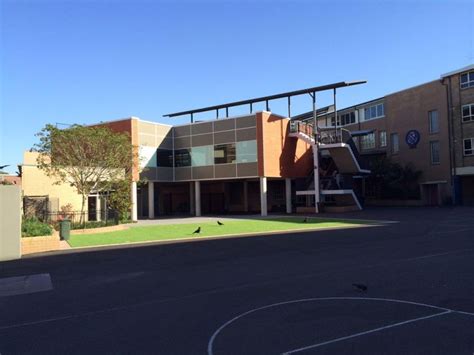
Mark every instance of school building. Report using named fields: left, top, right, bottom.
left=19, top=64, right=474, bottom=220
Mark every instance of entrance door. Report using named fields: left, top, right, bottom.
left=425, top=184, right=439, bottom=206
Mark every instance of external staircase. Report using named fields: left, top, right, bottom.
left=289, top=121, right=370, bottom=212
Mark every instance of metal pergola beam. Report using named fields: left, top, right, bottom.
left=163, top=80, right=366, bottom=118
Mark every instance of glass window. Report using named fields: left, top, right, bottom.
left=461, top=71, right=474, bottom=89
left=236, top=140, right=257, bottom=163
left=377, top=104, right=383, bottom=117
left=429, top=110, right=439, bottom=133
left=370, top=106, right=376, bottom=118
left=191, top=145, right=214, bottom=167
left=214, top=143, right=236, bottom=164
left=361, top=133, right=375, bottom=150
left=156, top=149, right=173, bottom=167
left=464, top=139, right=474, bottom=156
left=462, top=104, right=474, bottom=122
left=430, top=141, right=440, bottom=164
left=364, top=103, right=384, bottom=120
left=174, top=149, right=191, bottom=167
left=391, top=133, right=399, bottom=154
left=379, top=131, right=387, bottom=147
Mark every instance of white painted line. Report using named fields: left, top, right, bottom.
left=207, top=297, right=474, bottom=355
left=281, top=310, right=452, bottom=354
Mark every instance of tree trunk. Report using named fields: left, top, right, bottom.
left=80, top=194, right=87, bottom=227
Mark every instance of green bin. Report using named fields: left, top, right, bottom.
left=59, top=219, right=71, bottom=240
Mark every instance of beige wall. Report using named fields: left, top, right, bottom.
left=0, top=185, right=21, bottom=261
left=21, top=151, right=85, bottom=212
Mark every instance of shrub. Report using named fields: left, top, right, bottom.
left=70, top=220, right=117, bottom=230
left=22, top=217, right=53, bottom=237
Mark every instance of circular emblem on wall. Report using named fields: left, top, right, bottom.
left=405, top=130, right=420, bottom=148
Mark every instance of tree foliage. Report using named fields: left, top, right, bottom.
left=368, top=156, right=423, bottom=199
left=35, top=124, right=136, bottom=217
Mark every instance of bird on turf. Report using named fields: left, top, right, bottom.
left=193, top=227, right=201, bottom=234
left=303, top=217, right=308, bottom=223
left=352, top=283, right=368, bottom=292
left=217, top=221, right=224, bottom=226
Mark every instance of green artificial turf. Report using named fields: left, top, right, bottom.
left=67, top=217, right=373, bottom=248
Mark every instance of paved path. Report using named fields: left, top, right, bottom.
left=1, top=207, right=473, bottom=354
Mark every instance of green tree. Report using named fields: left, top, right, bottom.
left=35, top=124, right=136, bottom=221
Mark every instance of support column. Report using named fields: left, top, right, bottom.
left=260, top=177, right=267, bottom=217
left=285, top=178, right=292, bottom=214
left=312, top=144, right=320, bottom=214
left=131, top=181, right=138, bottom=221
left=189, top=182, right=195, bottom=215
left=148, top=182, right=154, bottom=219
left=243, top=180, right=249, bottom=212
left=195, top=181, right=201, bottom=217
left=96, top=195, right=101, bottom=221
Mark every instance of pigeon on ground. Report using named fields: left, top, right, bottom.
left=352, top=283, right=368, bottom=292
left=303, top=217, right=308, bottom=223
left=193, top=227, right=201, bottom=234
left=217, top=221, right=224, bottom=226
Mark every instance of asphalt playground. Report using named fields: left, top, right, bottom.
left=0, top=207, right=473, bottom=354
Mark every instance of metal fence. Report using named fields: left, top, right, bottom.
left=24, top=209, right=120, bottom=229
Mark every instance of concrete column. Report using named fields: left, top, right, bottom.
left=96, top=195, right=101, bottom=221
left=131, top=181, right=138, bottom=221
left=195, top=180, right=201, bottom=217
left=243, top=181, right=249, bottom=212
left=189, top=182, right=195, bottom=215
left=260, top=177, right=267, bottom=217
left=148, top=182, right=154, bottom=219
left=312, top=144, right=320, bottom=214
left=285, top=178, right=292, bottom=214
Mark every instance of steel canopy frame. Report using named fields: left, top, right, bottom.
left=163, top=80, right=367, bottom=122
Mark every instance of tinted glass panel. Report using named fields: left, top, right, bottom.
left=174, top=149, right=191, bottom=167
left=236, top=140, right=257, bottom=163
left=191, top=145, right=213, bottom=167
left=214, top=143, right=236, bottom=164
left=156, top=149, right=173, bottom=167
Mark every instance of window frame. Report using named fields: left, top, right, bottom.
left=390, top=133, right=399, bottom=154
left=460, top=71, right=474, bottom=89
left=430, top=140, right=440, bottom=165
left=462, top=104, right=474, bottom=122
left=379, top=131, right=387, bottom=148
left=363, top=103, right=385, bottom=121
left=360, top=132, right=376, bottom=150
left=428, top=110, right=439, bottom=133
left=464, top=138, right=474, bottom=156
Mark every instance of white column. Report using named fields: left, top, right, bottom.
left=148, top=182, right=154, bottom=219
left=260, top=177, right=267, bottom=217
left=96, top=195, right=101, bottom=221
left=195, top=180, right=201, bottom=217
left=312, top=144, right=320, bottom=213
left=131, top=181, right=138, bottom=221
left=285, top=178, right=292, bottom=214
left=243, top=180, right=249, bottom=212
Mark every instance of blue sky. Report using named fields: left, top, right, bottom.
left=1, top=0, right=473, bottom=174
